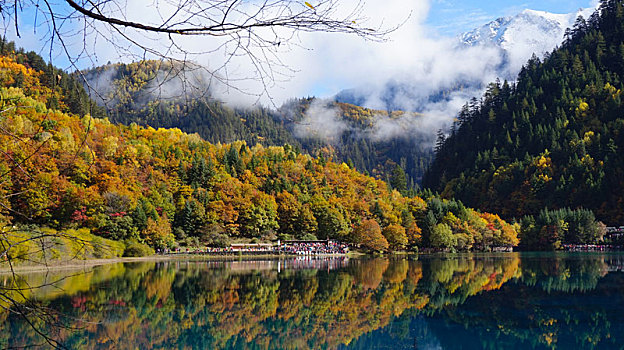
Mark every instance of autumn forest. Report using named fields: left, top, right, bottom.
left=2, top=0, right=624, bottom=258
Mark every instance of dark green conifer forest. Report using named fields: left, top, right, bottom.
left=424, top=0, right=624, bottom=227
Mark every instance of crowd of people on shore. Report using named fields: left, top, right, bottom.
left=279, top=241, right=349, bottom=255
left=562, top=244, right=623, bottom=252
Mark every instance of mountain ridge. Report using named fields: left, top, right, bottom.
left=78, top=62, right=435, bottom=189
left=460, top=8, right=595, bottom=49
left=459, top=6, right=597, bottom=77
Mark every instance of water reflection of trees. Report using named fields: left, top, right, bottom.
left=421, top=256, right=521, bottom=310
left=347, top=254, right=621, bottom=350
left=519, top=254, right=608, bottom=293
left=426, top=275, right=624, bottom=350
left=1, top=254, right=622, bottom=349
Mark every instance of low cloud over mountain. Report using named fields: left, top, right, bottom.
left=335, top=6, right=597, bottom=130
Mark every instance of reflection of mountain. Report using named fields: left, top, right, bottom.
left=346, top=254, right=619, bottom=350
left=427, top=273, right=624, bottom=350
left=2, top=254, right=624, bottom=349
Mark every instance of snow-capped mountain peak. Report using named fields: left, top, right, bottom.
left=459, top=6, right=596, bottom=77
left=461, top=8, right=595, bottom=47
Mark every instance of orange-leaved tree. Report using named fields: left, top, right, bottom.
left=354, top=219, right=388, bottom=252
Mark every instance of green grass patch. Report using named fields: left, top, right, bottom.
left=0, top=226, right=125, bottom=265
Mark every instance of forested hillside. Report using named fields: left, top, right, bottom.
left=0, top=39, right=104, bottom=118
left=82, top=61, right=298, bottom=147
left=0, top=52, right=519, bottom=253
left=81, top=63, right=433, bottom=190
left=281, top=98, right=433, bottom=190
left=424, top=0, right=624, bottom=225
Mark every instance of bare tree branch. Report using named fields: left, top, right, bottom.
left=1, top=0, right=405, bottom=102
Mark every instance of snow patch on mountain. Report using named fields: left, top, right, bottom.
left=460, top=7, right=596, bottom=76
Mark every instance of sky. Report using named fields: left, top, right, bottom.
left=3, top=0, right=598, bottom=106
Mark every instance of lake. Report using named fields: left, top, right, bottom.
left=2, top=253, right=624, bottom=349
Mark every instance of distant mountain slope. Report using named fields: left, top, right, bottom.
left=280, top=98, right=434, bottom=187
left=80, top=61, right=297, bottom=147
left=423, top=1, right=624, bottom=224
left=80, top=63, right=434, bottom=188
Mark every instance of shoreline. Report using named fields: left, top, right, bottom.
left=0, top=252, right=362, bottom=274
left=0, top=256, right=174, bottom=274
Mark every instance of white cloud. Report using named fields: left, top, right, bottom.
left=254, top=0, right=506, bottom=110
left=3, top=0, right=598, bottom=144
left=293, top=99, right=348, bottom=144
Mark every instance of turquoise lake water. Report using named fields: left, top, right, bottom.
left=2, top=253, right=624, bottom=349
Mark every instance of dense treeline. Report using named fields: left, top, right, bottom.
left=520, top=208, right=606, bottom=250
left=424, top=0, right=624, bottom=229
left=81, top=63, right=433, bottom=192
left=0, top=53, right=518, bottom=252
